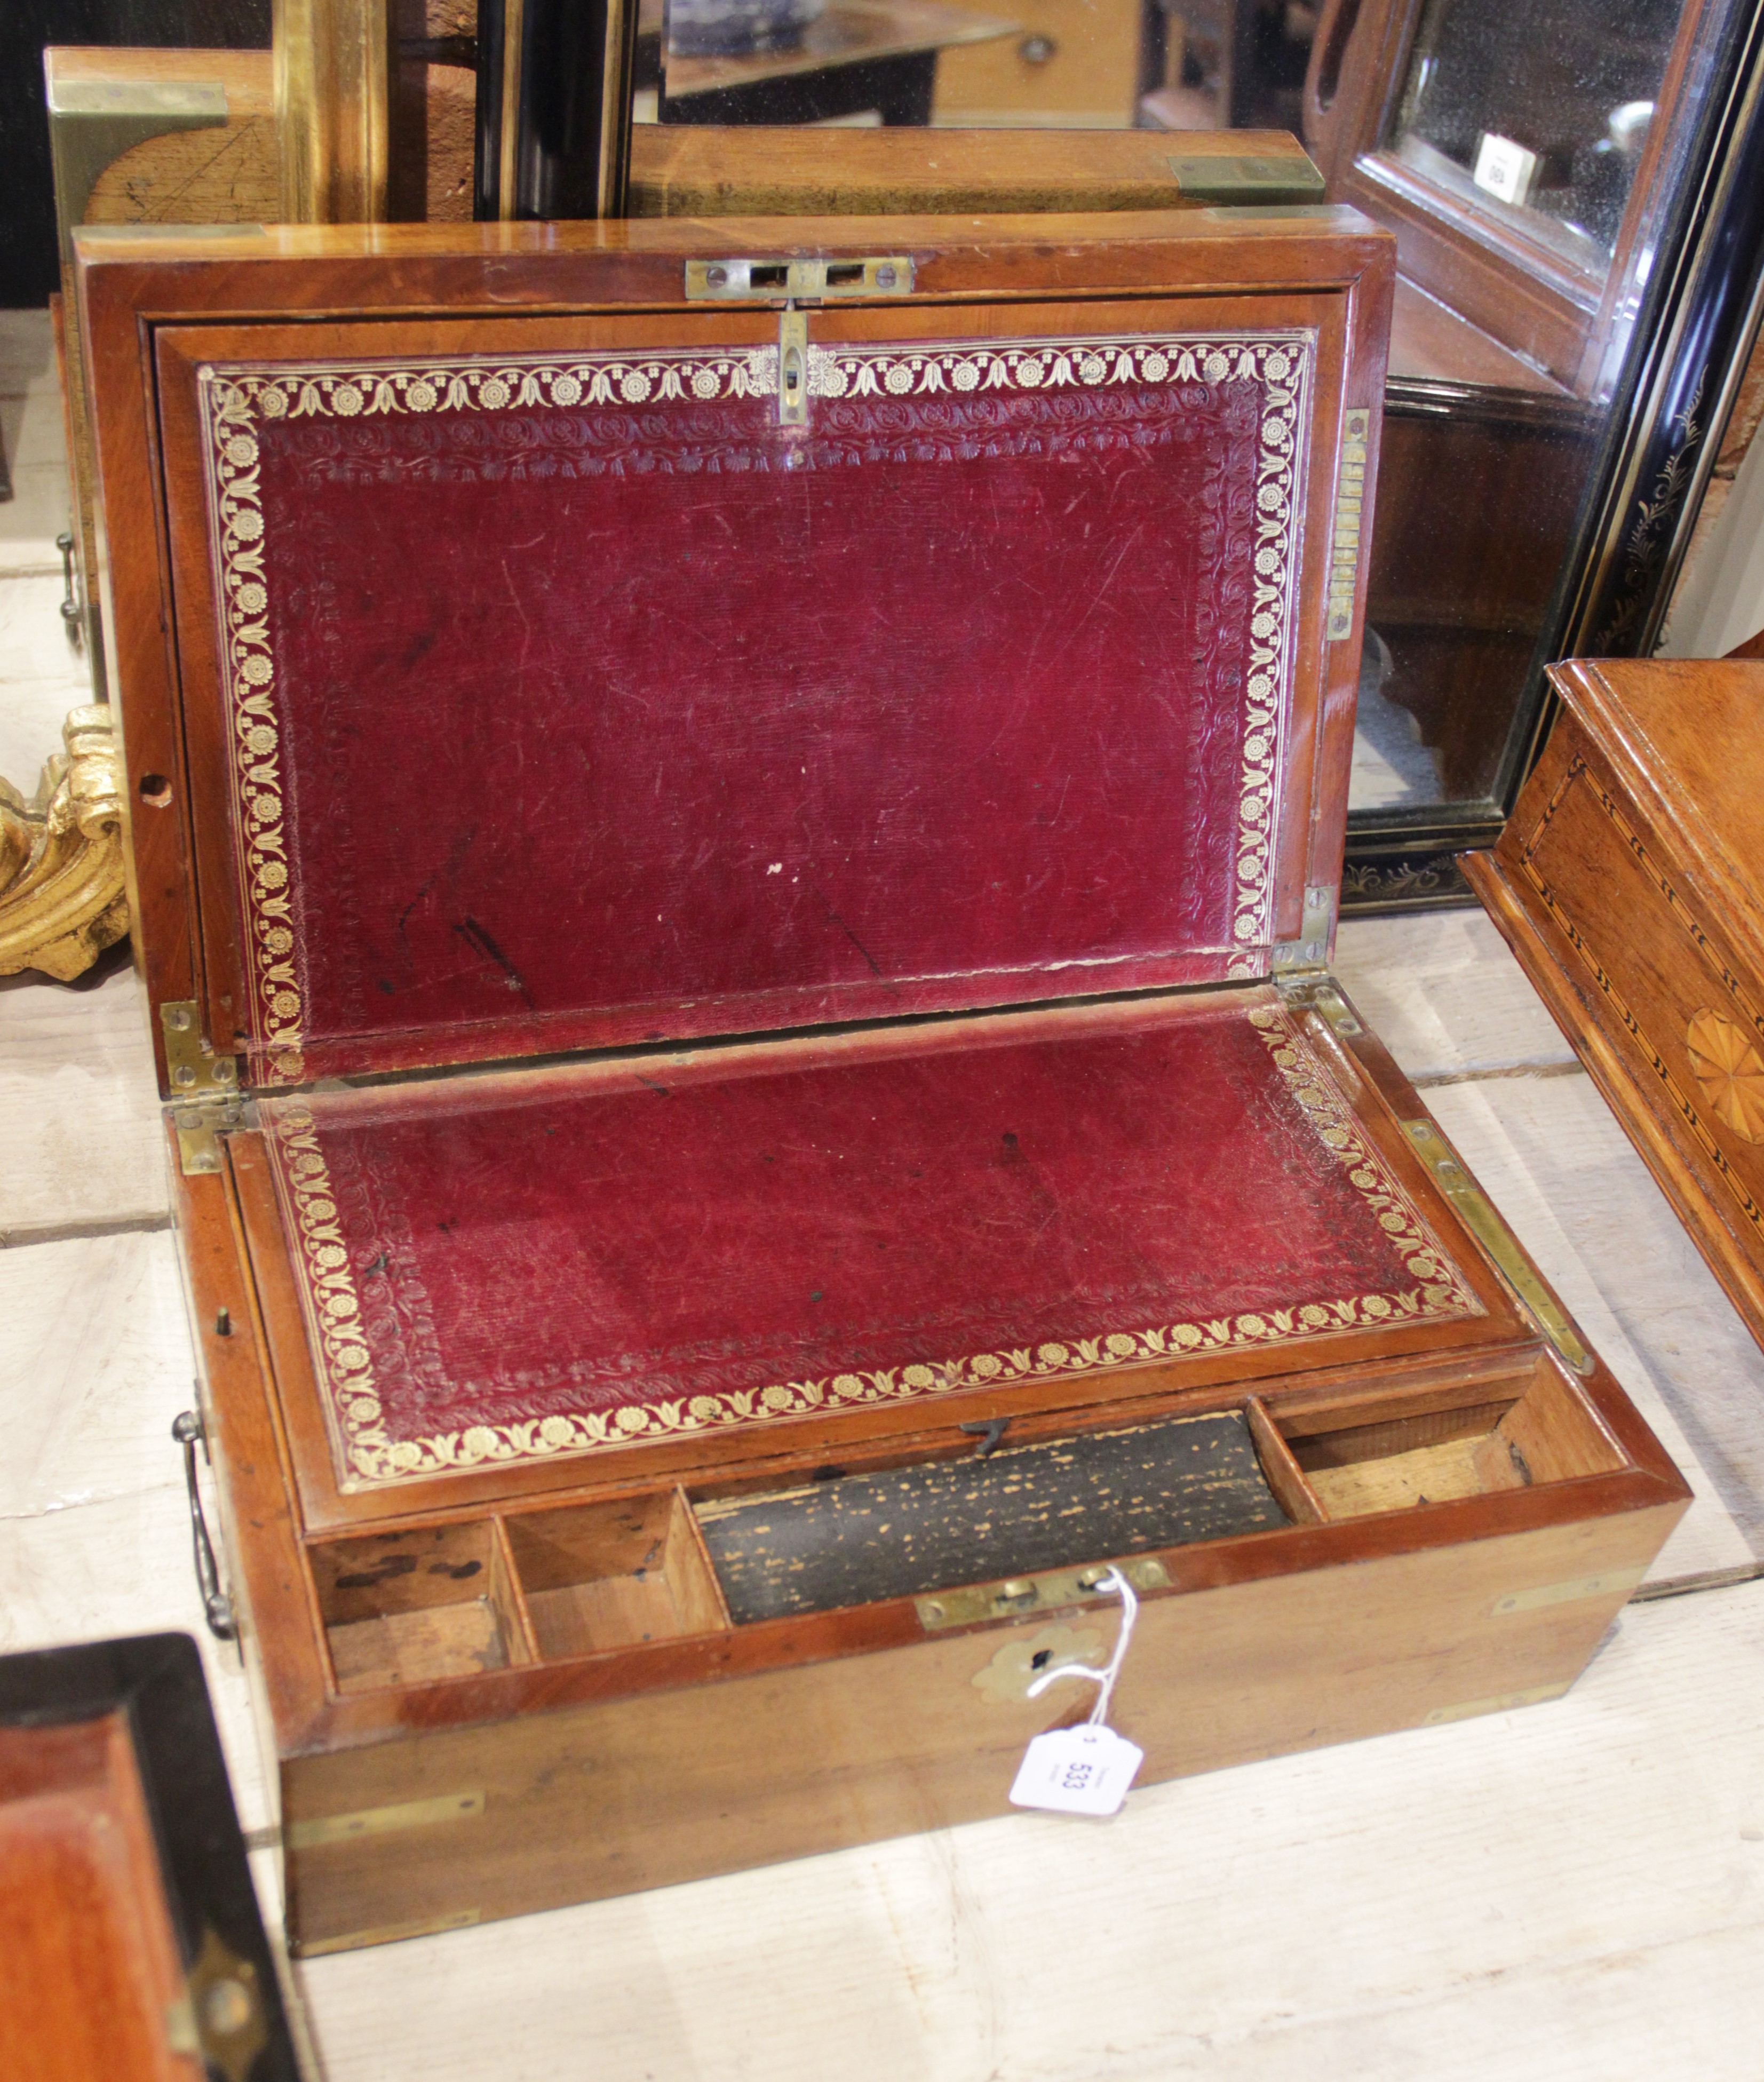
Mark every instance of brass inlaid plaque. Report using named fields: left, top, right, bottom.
left=1326, top=410, right=1369, bottom=640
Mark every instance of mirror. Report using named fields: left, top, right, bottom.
left=649, top=0, right=1323, bottom=130
left=1387, top=0, right=1680, bottom=272
left=611, top=0, right=1754, bottom=901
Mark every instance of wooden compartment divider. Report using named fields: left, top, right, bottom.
left=310, top=1520, right=535, bottom=1695
left=490, top=1518, right=542, bottom=1667
left=1244, top=1397, right=1326, bottom=1524
left=502, top=1491, right=732, bottom=1661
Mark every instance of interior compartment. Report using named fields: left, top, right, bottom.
left=504, top=1491, right=729, bottom=1659
left=1269, top=1354, right=1629, bottom=1520
left=309, top=1521, right=531, bottom=1694
left=695, top=1408, right=1289, bottom=1625
left=301, top=1358, right=1636, bottom=1688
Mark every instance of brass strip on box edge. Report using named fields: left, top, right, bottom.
left=286, top=1789, right=484, bottom=1850
left=1401, top=1117, right=1595, bottom=1374
left=1424, top=1682, right=1569, bottom=1725
left=1491, top=1566, right=1648, bottom=1615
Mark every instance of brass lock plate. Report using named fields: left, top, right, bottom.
left=916, top=1554, right=1169, bottom=1631
left=684, top=255, right=915, bottom=301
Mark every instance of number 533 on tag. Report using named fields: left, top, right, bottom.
left=1008, top=1725, right=1144, bottom=1817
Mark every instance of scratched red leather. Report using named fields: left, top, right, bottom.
left=250, top=370, right=1266, bottom=1082
left=259, top=997, right=1480, bottom=1473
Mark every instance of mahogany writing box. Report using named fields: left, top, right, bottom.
left=78, top=209, right=1689, bottom=1954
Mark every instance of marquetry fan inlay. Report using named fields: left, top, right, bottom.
left=1686, top=1008, right=1764, bottom=1144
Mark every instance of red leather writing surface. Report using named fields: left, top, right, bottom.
left=202, top=328, right=1312, bottom=1084
left=259, top=993, right=1480, bottom=1486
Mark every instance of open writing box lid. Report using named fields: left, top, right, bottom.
left=71, top=211, right=1525, bottom=1517
left=117, top=212, right=1390, bottom=1092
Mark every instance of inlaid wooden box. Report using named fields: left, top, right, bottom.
left=1466, top=656, right=1764, bottom=1351
left=77, top=208, right=1689, bottom=1954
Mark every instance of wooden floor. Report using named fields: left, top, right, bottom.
left=6, top=306, right=1764, bottom=2078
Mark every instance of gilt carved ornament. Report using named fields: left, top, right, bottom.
left=0, top=704, right=130, bottom=980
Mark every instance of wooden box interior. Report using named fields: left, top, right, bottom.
left=296, top=1348, right=1639, bottom=1689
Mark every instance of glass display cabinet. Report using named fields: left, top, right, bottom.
left=1314, top=0, right=1687, bottom=391
left=1297, top=0, right=1764, bottom=900
left=601, top=0, right=1764, bottom=905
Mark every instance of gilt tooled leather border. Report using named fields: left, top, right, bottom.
left=195, top=331, right=1313, bottom=1084
left=258, top=1001, right=1482, bottom=1489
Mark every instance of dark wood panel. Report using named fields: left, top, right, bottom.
left=0, top=1638, right=300, bottom=2079
left=1368, top=395, right=1598, bottom=796
left=699, top=1410, right=1288, bottom=1623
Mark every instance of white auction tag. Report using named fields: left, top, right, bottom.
left=1473, top=132, right=1539, bottom=207
left=1009, top=1723, right=1144, bottom=1818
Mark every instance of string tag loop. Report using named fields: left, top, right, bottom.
left=1008, top=1567, right=1145, bottom=1818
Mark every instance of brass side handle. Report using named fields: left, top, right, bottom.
left=172, top=1409, right=237, bottom=1641
left=55, top=530, right=81, bottom=642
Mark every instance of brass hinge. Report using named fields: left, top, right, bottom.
left=1327, top=408, right=1370, bottom=640
left=171, top=1095, right=249, bottom=1175
left=161, top=1000, right=247, bottom=1174
left=1294, top=980, right=1364, bottom=1039
left=161, top=999, right=240, bottom=1095
left=684, top=255, right=915, bottom=302
left=1401, top=1118, right=1595, bottom=1374
left=916, top=1554, right=1169, bottom=1631
left=1270, top=883, right=1337, bottom=978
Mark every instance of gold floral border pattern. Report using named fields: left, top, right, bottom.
left=1221, top=346, right=1306, bottom=968
left=197, top=330, right=1312, bottom=1078
left=265, top=1106, right=382, bottom=1460
left=261, top=998, right=1478, bottom=1488
left=200, top=399, right=304, bottom=1082
left=196, top=348, right=776, bottom=1085
left=1244, top=1000, right=1481, bottom=1314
